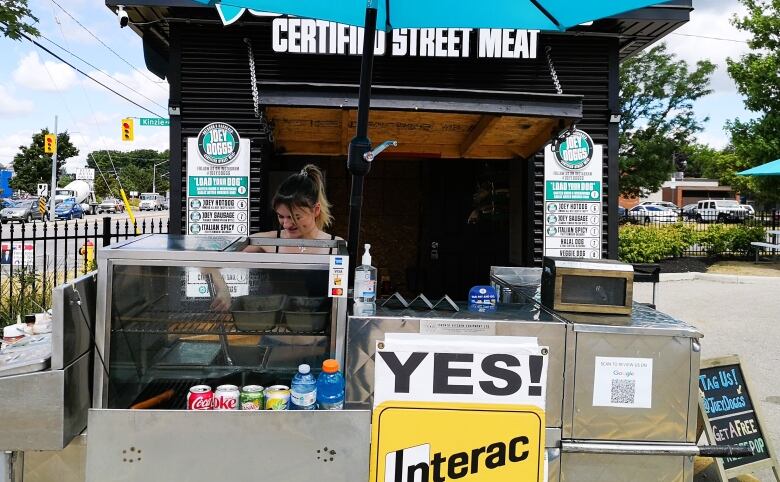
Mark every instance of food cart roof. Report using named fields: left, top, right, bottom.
left=104, top=0, right=693, bottom=77
left=260, top=82, right=582, bottom=159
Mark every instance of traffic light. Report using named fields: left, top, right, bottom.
left=44, top=134, right=56, bottom=154
left=121, top=118, right=134, bottom=141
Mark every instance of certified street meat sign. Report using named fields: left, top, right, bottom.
left=187, top=122, right=250, bottom=236
left=544, top=129, right=603, bottom=260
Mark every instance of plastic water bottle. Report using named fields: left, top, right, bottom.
left=316, top=359, right=345, bottom=410
left=290, top=364, right=317, bottom=410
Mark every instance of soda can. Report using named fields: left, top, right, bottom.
left=187, top=385, right=213, bottom=411
left=264, top=385, right=291, bottom=410
left=213, top=384, right=240, bottom=410
left=240, top=385, right=264, bottom=411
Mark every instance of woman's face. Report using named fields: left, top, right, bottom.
left=276, top=203, right=320, bottom=238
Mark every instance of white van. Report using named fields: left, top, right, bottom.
left=139, top=193, right=163, bottom=211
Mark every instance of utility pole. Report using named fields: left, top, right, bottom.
left=152, top=160, right=167, bottom=194
left=49, top=115, right=58, bottom=220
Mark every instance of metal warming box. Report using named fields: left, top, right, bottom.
left=541, top=257, right=634, bottom=315
left=86, top=234, right=370, bottom=482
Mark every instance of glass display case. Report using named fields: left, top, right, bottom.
left=93, top=234, right=348, bottom=409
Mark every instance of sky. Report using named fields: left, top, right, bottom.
left=0, top=0, right=759, bottom=174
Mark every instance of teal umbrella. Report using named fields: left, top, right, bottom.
left=195, top=0, right=666, bottom=264
left=737, top=159, right=780, bottom=177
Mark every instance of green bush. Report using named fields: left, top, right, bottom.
left=619, top=223, right=699, bottom=263
left=619, top=222, right=769, bottom=263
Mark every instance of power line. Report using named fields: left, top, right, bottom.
left=38, top=32, right=168, bottom=111
left=14, top=30, right=166, bottom=118
left=47, top=0, right=168, bottom=90
left=48, top=9, right=129, bottom=194
left=670, top=32, right=749, bottom=44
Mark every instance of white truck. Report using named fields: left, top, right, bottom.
left=54, top=180, right=97, bottom=215
left=139, top=192, right=164, bottom=211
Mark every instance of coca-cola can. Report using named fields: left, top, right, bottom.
left=187, top=385, right=213, bottom=410
left=212, top=384, right=240, bottom=410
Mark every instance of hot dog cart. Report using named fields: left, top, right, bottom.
left=1, top=235, right=713, bottom=481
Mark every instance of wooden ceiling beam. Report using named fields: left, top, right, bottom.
left=460, top=115, right=500, bottom=157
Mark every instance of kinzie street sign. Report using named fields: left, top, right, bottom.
left=139, top=118, right=170, bottom=127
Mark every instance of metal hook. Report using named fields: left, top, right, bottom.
left=363, top=140, right=398, bottom=162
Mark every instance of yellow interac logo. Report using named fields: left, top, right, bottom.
left=370, top=402, right=545, bottom=482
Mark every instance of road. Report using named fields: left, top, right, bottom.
left=0, top=211, right=170, bottom=276
left=635, top=279, right=780, bottom=480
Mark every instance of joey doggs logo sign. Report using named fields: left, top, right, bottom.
left=371, top=402, right=545, bottom=482
left=198, top=122, right=240, bottom=165
left=552, top=128, right=594, bottom=170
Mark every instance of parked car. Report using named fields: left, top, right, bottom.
left=740, top=204, right=755, bottom=218
left=0, top=199, right=46, bottom=223
left=97, top=197, right=124, bottom=214
left=696, top=199, right=751, bottom=223
left=681, top=203, right=698, bottom=220
left=636, top=201, right=681, bottom=215
left=55, top=198, right=85, bottom=220
left=626, top=205, right=678, bottom=224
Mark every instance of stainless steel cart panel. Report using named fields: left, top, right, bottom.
left=86, top=409, right=371, bottom=482
left=566, top=331, right=699, bottom=442
left=52, top=271, right=96, bottom=370
left=0, top=354, right=90, bottom=451
left=559, top=453, right=692, bottom=481
left=345, top=306, right=567, bottom=427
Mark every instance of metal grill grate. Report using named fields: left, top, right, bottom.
left=114, top=311, right=329, bottom=336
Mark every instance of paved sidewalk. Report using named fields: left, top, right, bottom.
left=635, top=278, right=780, bottom=479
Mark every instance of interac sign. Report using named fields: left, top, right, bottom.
left=370, top=402, right=545, bottom=482
left=370, top=334, right=548, bottom=482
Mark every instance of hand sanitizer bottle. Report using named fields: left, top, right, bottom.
left=354, top=244, right=377, bottom=304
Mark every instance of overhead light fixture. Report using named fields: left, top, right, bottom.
left=609, top=113, right=621, bottom=123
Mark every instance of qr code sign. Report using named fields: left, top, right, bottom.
left=610, top=379, right=636, bottom=404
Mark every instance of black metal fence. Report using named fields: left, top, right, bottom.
left=1, top=217, right=168, bottom=324
left=619, top=210, right=780, bottom=258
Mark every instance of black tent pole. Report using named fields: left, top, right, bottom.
left=346, top=4, right=378, bottom=276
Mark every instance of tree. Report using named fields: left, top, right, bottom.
left=86, top=149, right=170, bottom=199
left=0, top=0, right=39, bottom=40
left=10, top=129, right=79, bottom=195
left=724, top=0, right=780, bottom=204
left=619, top=43, right=716, bottom=197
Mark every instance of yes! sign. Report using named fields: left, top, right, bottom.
left=374, top=334, right=548, bottom=409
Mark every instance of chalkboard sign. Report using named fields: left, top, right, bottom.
left=699, top=355, right=780, bottom=480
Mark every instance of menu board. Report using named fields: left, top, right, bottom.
left=543, top=130, right=603, bottom=260
left=185, top=122, right=251, bottom=300
left=699, top=356, right=779, bottom=479
left=186, top=122, right=250, bottom=236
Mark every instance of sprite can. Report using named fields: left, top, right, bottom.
left=240, top=385, right=264, bottom=411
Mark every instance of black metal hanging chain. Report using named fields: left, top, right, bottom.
left=244, top=38, right=273, bottom=142
left=545, top=45, right=563, bottom=95
left=545, top=45, right=579, bottom=139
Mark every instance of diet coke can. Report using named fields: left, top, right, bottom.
left=187, top=385, right=213, bottom=410
left=212, top=384, right=240, bottom=410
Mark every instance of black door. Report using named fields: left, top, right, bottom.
left=417, top=160, right=510, bottom=300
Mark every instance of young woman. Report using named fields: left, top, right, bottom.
left=245, top=164, right=340, bottom=254
left=209, top=164, right=339, bottom=311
